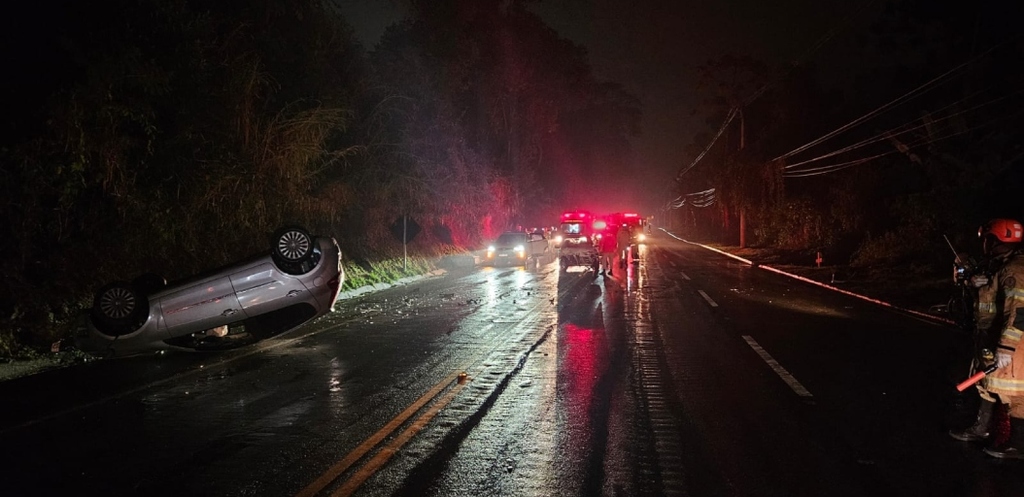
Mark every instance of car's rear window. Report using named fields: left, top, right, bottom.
left=561, top=222, right=583, bottom=234
left=497, top=233, right=526, bottom=245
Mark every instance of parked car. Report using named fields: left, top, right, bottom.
left=74, top=225, right=344, bottom=357
left=483, top=231, right=548, bottom=267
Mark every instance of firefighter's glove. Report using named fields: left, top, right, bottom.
left=996, top=349, right=1014, bottom=369
left=970, top=274, right=990, bottom=288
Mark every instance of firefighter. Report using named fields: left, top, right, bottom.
left=599, top=225, right=618, bottom=276
left=949, top=218, right=1024, bottom=459
left=616, top=224, right=631, bottom=269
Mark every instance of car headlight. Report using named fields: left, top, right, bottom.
left=554, top=235, right=563, bottom=244
left=487, top=245, right=495, bottom=256
left=637, top=234, right=646, bottom=242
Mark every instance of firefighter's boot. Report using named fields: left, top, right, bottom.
left=949, top=398, right=995, bottom=442
left=984, top=417, right=1024, bottom=459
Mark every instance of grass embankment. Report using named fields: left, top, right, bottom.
left=341, top=256, right=437, bottom=290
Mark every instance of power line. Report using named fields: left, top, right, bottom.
left=783, top=152, right=891, bottom=178
left=772, top=32, right=1023, bottom=164
left=772, top=61, right=969, bottom=163
left=675, top=108, right=737, bottom=181
left=783, top=106, right=1024, bottom=178
left=668, top=188, right=717, bottom=209
left=783, top=84, right=1024, bottom=171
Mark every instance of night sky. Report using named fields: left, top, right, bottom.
left=335, top=0, right=883, bottom=214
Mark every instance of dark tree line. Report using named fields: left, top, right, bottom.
left=0, top=0, right=640, bottom=356
left=674, top=0, right=1024, bottom=272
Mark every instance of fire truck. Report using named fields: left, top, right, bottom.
left=609, top=212, right=647, bottom=244
left=555, top=210, right=601, bottom=272
left=604, top=212, right=646, bottom=266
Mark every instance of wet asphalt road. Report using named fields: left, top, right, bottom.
left=2, top=234, right=1024, bottom=496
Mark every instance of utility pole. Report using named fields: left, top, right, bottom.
left=738, top=107, right=747, bottom=249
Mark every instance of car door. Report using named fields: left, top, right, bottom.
left=528, top=233, right=548, bottom=257
left=229, top=263, right=309, bottom=318
left=159, top=275, right=245, bottom=335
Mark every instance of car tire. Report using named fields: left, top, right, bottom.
left=271, top=225, right=315, bottom=274
left=91, top=281, right=149, bottom=337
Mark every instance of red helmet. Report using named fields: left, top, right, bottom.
left=978, top=218, right=1024, bottom=243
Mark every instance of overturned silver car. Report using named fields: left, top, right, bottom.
left=75, top=226, right=344, bottom=357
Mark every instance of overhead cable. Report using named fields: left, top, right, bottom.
left=783, top=106, right=1023, bottom=177
left=669, top=188, right=717, bottom=209
left=772, top=62, right=967, bottom=162
left=675, top=108, right=737, bottom=181
left=771, top=33, right=1022, bottom=164
left=783, top=152, right=891, bottom=177
left=784, top=85, right=1024, bottom=170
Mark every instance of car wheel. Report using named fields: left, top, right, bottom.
left=273, top=226, right=313, bottom=262
left=272, top=226, right=316, bottom=274
left=91, top=281, right=149, bottom=337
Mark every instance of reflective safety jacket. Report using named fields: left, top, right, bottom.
left=979, top=249, right=1024, bottom=396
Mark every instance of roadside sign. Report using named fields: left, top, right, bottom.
left=390, top=216, right=421, bottom=271
left=390, top=216, right=421, bottom=244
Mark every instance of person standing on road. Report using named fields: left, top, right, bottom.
left=950, top=218, right=1024, bottom=459
left=616, top=224, right=631, bottom=269
left=599, top=225, right=618, bottom=276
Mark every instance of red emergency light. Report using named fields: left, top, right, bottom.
left=623, top=212, right=638, bottom=218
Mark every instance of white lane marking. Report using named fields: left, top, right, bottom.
left=742, top=335, right=813, bottom=398
left=756, top=265, right=952, bottom=326
left=662, top=229, right=952, bottom=328
left=660, top=230, right=753, bottom=265
left=697, top=290, right=718, bottom=307
left=680, top=271, right=691, bottom=281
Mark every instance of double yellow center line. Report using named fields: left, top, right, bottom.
left=295, top=370, right=470, bottom=497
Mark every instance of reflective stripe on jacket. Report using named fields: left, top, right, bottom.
left=982, top=250, right=1024, bottom=396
